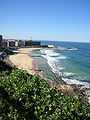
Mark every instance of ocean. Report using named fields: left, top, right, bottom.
left=31, top=41, right=90, bottom=89
left=30, top=41, right=90, bottom=102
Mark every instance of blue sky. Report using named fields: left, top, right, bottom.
left=0, top=0, right=90, bottom=42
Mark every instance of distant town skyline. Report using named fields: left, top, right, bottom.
left=0, top=0, right=90, bottom=42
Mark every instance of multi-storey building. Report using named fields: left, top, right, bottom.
left=25, top=40, right=41, bottom=46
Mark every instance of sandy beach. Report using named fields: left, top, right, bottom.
left=8, top=47, right=41, bottom=75
left=7, top=47, right=74, bottom=93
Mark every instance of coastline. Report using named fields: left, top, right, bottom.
left=6, top=47, right=90, bottom=104
left=31, top=48, right=90, bottom=104
left=7, top=47, right=73, bottom=92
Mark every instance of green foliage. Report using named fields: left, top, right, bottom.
left=0, top=60, right=13, bottom=77
left=0, top=70, right=90, bottom=120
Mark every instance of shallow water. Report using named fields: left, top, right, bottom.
left=31, top=41, right=90, bottom=103
left=31, top=41, right=90, bottom=88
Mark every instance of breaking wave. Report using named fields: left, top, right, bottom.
left=40, top=49, right=90, bottom=89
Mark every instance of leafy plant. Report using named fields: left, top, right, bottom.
left=0, top=69, right=90, bottom=120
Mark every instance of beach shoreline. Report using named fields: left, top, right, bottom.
left=7, top=47, right=41, bottom=75
left=31, top=48, right=90, bottom=104
left=5, top=47, right=89, bottom=104
left=7, top=47, right=73, bottom=92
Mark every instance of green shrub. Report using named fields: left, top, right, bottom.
left=0, top=70, right=90, bottom=120
left=0, top=60, right=13, bottom=78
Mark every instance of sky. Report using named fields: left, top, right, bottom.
left=0, top=0, right=90, bottom=42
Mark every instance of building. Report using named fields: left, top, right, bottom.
left=0, top=35, right=3, bottom=47
left=15, top=40, right=19, bottom=47
left=9, top=41, right=15, bottom=47
left=25, top=40, right=41, bottom=46
left=0, top=36, right=41, bottom=48
left=2, top=39, right=7, bottom=47
left=6, top=40, right=15, bottom=48
left=7, top=41, right=9, bottom=47
left=18, top=40, right=25, bottom=47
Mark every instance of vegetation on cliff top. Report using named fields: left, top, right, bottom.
left=0, top=60, right=90, bottom=120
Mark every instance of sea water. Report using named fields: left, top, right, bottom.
left=32, top=41, right=90, bottom=87
left=31, top=41, right=90, bottom=102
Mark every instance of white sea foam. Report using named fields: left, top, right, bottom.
left=41, top=54, right=57, bottom=72
left=63, top=78, right=90, bottom=88
left=56, top=56, right=66, bottom=60
left=63, top=78, right=90, bottom=103
left=41, top=49, right=60, bottom=57
left=64, top=72, right=75, bottom=77
left=40, top=49, right=47, bottom=54
left=40, top=49, right=90, bottom=89
left=40, top=48, right=90, bottom=103
left=72, top=47, right=78, bottom=51
left=41, top=49, right=65, bottom=73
